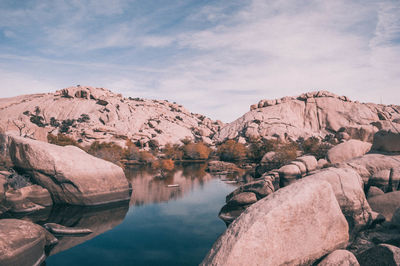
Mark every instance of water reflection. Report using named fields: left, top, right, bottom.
left=126, top=163, right=215, bottom=206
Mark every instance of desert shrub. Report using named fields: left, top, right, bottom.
left=124, top=140, right=140, bottom=160
left=183, top=142, right=211, bottom=160
left=50, top=117, right=60, bottom=127
left=274, top=141, right=299, bottom=166
left=163, top=143, right=184, bottom=160
left=180, top=137, right=192, bottom=145
left=30, top=115, right=46, bottom=127
left=87, top=141, right=125, bottom=165
left=60, top=119, right=76, bottom=133
left=77, top=114, right=90, bottom=123
left=47, top=133, right=82, bottom=149
left=247, top=138, right=279, bottom=163
left=138, top=151, right=156, bottom=164
left=298, top=136, right=331, bottom=160
left=217, top=140, right=247, bottom=162
left=160, top=159, right=175, bottom=171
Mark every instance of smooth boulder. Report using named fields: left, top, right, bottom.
left=318, top=250, right=359, bottom=266
left=0, top=219, right=47, bottom=265
left=202, top=178, right=349, bottom=266
left=327, top=140, right=372, bottom=164
left=1, top=133, right=130, bottom=205
left=306, top=167, right=372, bottom=231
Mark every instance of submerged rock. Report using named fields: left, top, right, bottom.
left=5, top=185, right=52, bottom=213
left=0, top=133, right=130, bottom=206
left=0, top=219, right=47, bottom=265
left=44, top=223, right=92, bottom=236
left=202, top=178, right=349, bottom=266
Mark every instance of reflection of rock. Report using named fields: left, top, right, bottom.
left=0, top=133, right=130, bottom=206
left=45, top=203, right=129, bottom=256
left=5, top=185, right=52, bottom=213
left=126, top=164, right=214, bottom=206
left=0, top=219, right=48, bottom=265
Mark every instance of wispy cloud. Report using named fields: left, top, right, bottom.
left=0, top=0, right=399, bottom=122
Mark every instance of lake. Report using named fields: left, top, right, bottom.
left=44, top=164, right=237, bottom=265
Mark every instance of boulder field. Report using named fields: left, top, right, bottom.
left=215, top=90, right=400, bottom=144
left=209, top=127, right=400, bottom=265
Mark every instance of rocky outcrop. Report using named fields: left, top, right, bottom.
left=1, top=133, right=130, bottom=205
left=327, top=140, right=372, bottom=164
left=214, top=90, right=400, bottom=143
left=0, top=219, right=48, bottom=265
left=202, top=178, right=349, bottom=265
left=318, top=250, right=359, bottom=266
left=0, top=86, right=221, bottom=147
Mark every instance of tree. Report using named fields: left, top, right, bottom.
left=183, top=142, right=210, bottom=160
left=12, top=118, right=26, bottom=136
left=217, top=140, right=247, bottom=162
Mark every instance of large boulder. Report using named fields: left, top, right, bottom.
left=278, top=164, right=302, bottom=187
left=295, top=155, right=318, bottom=172
left=318, top=250, right=359, bottom=266
left=0, top=133, right=130, bottom=205
left=0, top=219, right=47, bottom=265
left=226, top=179, right=274, bottom=201
left=371, top=129, right=400, bottom=152
left=367, top=191, right=400, bottom=221
left=306, top=167, right=371, bottom=231
left=327, top=140, right=372, bottom=164
left=202, top=178, right=349, bottom=265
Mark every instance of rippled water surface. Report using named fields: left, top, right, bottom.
left=44, top=164, right=237, bottom=266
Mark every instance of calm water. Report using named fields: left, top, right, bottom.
left=44, top=164, right=237, bottom=266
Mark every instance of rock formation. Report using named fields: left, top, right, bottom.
left=214, top=90, right=400, bottom=144
left=0, top=86, right=222, bottom=148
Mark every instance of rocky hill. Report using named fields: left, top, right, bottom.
left=0, top=86, right=223, bottom=148
left=214, top=90, right=400, bottom=144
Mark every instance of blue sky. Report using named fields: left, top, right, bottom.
left=0, top=0, right=399, bottom=122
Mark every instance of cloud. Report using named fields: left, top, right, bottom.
left=0, top=0, right=399, bottom=122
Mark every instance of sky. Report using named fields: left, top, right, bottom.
left=0, top=0, right=399, bottom=122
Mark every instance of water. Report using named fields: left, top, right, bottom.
left=44, top=164, right=237, bottom=265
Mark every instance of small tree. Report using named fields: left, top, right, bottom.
left=12, top=118, right=26, bottom=136
left=217, top=140, right=247, bottom=162
left=183, top=142, right=210, bottom=160
left=159, top=159, right=175, bottom=177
